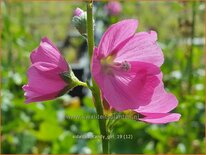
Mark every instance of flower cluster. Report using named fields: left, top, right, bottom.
left=23, top=17, right=180, bottom=124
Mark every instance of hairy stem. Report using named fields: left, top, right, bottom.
left=87, top=1, right=94, bottom=60
left=86, top=1, right=109, bottom=154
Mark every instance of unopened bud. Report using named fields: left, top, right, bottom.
left=72, top=8, right=87, bottom=37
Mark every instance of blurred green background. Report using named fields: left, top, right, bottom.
left=1, top=0, right=205, bottom=154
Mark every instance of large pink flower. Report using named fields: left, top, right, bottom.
left=91, top=19, right=180, bottom=123
left=23, top=37, right=69, bottom=103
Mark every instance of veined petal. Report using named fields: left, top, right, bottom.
left=135, top=73, right=178, bottom=113
left=30, top=37, right=68, bottom=71
left=138, top=113, right=181, bottom=124
left=98, top=19, right=138, bottom=57
left=133, top=73, right=180, bottom=124
left=114, top=31, right=164, bottom=67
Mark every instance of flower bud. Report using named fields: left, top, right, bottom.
left=72, top=8, right=87, bottom=37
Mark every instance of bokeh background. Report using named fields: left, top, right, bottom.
left=1, top=0, right=205, bottom=154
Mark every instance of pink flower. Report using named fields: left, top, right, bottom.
left=73, top=8, right=84, bottom=17
left=22, top=37, right=69, bottom=103
left=91, top=19, right=180, bottom=123
left=105, top=1, right=122, bottom=16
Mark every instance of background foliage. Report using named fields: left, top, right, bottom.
left=1, top=1, right=205, bottom=154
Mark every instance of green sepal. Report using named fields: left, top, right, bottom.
left=58, top=65, right=86, bottom=97
left=59, top=68, right=79, bottom=85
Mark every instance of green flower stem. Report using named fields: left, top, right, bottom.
left=77, top=81, right=88, bottom=88
left=86, top=1, right=109, bottom=154
left=91, top=80, right=109, bottom=154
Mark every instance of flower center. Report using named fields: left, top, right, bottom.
left=120, top=61, right=131, bottom=71
left=100, top=55, right=131, bottom=74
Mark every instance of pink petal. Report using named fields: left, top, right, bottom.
left=135, top=74, right=178, bottom=113
left=98, top=19, right=138, bottom=57
left=98, top=62, right=160, bottom=111
left=138, top=113, right=181, bottom=124
left=23, top=62, right=67, bottom=103
left=30, top=37, right=68, bottom=71
left=114, top=31, right=164, bottom=67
